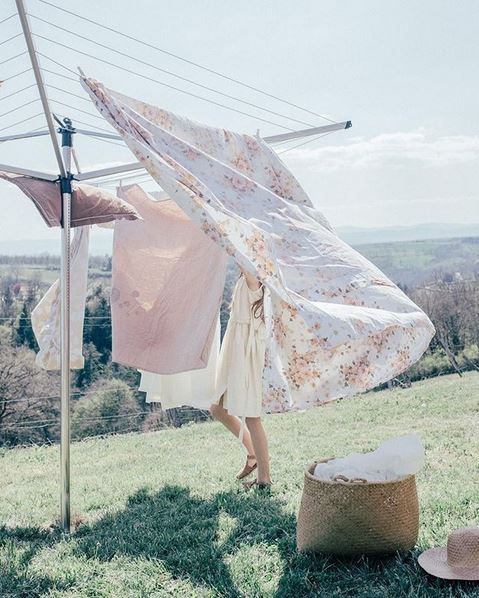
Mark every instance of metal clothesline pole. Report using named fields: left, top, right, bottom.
left=58, top=118, right=74, bottom=533
left=14, top=0, right=72, bottom=533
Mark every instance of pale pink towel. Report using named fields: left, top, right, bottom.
left=112, top=184, right=227, bottom=374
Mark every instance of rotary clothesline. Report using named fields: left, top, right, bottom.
left=0, top=0, right=354, bottom=533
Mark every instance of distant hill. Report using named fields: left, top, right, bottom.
left=357, top=236, right=479, bottom=287
left=0, top=235, right=113, bottom=256
left=1, top=229, right=479, bottom=289
left=1, top=223, right=478, bottom=256
left=336, top=223, right=479, bottom=245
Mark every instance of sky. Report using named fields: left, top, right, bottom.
left=0, top=0, right=478, bottom=243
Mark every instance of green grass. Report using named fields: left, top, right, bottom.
left=1, top=372, right=479, bottom=597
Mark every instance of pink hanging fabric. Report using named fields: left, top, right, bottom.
left=0, top=171, right=140, bottom=227
left=112, top=184, right=227, bottom=374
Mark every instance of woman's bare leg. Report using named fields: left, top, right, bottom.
left=245, top=417, right=271, bottom=485
left=210, top=399, right=256, bottom=459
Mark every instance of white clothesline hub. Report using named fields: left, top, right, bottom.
left=2, top=0, right=352, bottom=534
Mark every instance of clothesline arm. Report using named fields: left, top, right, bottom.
left=0, top=163, right=58, bottom=181
left=73, top=120, right=352, bottom=183
left=0, top=130, right=51, bottom=143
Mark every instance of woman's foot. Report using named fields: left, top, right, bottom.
left=236, top=454, right=257, bottom=480
left=242, top=478, right=272, bottom=492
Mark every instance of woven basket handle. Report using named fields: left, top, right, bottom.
left=333, top=474, right=368, bottom=484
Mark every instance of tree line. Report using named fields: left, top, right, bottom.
left=0, top=258, right=478, bottom=447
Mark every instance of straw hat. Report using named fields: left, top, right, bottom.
left=418, top=527, right=479, bottom=580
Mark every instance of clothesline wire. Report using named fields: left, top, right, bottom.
left=0, top=32, right=23, bottom=47
left=34, top=0, right=337, bottom=125
left=0, top=112, right=44, bottom=133
left=3, top=68, right=32, bottom=83
left=0, top=98, right=40, bottom=120
left=53, top=112, right=119, bottom=135
left=91, top=172, right=154, bottom=186
left=0, top=83, right=36, bottom=104
left=32, top=32, right=297, bottom=132
left=85, top=135, right=128, bottom=149
left=0, top=51, right=28, bottom=67
left=0, top=13, right=17, bottom=26
left=35, top=51, right=80, bottom=77
left=276, top=130, right=336, bottom=154
left=42, top=65, right=78, bottom=83
left=29, top=13, right=320, bottom=130
left=45, top=83, right=94, bottom=104
left=90, top=168, right=158, bottom=185
left=49, top=98, right=111, bottom=123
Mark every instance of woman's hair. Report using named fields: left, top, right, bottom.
left=235, top=272, right=264, bottom=320
left=251, top=285, right=265, bottom=321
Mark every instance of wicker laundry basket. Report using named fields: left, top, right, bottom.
left=296, top=458, right=419, bottom=555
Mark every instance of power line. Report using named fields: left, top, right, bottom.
left=2, top=421, right=53, bottom=431
left=1, top=410, right=153, bottom=431
left=1, top=390, right=98, bottom=405
left=29, top=13, right=318, bottom=130
left=33, top=33, right=296, bottom=132
left=34, top=0, right=336, bottom=124
left=0, top=316, right=113, bottom=321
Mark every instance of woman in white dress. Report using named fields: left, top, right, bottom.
left=210, top=267, right=271, bottom=490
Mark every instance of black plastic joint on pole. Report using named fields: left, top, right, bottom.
left=61, top=129, right=74, bottom=147
left=57, top=116, right=76, bottom=148
left=60, top=173, right=74, bottom=195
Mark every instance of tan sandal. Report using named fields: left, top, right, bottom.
left=236, top=454, right=257, bottom=480
left=242, top=478, right=272, bottom=492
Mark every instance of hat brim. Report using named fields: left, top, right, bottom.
left=418, top=547, right=479, bottom=581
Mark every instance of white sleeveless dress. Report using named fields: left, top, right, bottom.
left=214, top=275, right=266, bottom=419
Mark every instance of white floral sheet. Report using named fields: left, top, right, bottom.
left=81, top=77, right=435, bottom=413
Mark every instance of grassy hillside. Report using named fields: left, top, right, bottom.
left=358, top=237, right=479, bottom=287
left=1, top=236, right=479, bottom=291
left=1, top=372, right=479, bottom=597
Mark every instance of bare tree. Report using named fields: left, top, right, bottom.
left=0, top=344, right=60, bottom=446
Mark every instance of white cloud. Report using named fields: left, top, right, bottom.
left=285, top=129, right=479, bottom=171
